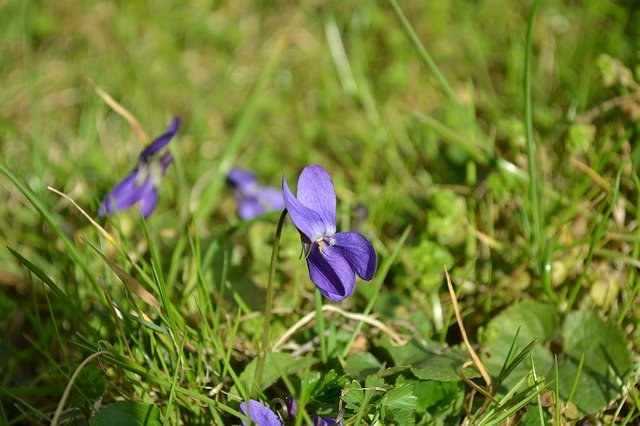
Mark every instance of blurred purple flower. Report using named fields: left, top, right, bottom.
left=227, top=168, right=285, bottom=220
left=239, top=400, right=281, bottom=426
left=312, top=416, right=341, bottom=426
left=98, top=117, right=180, bottom=219
left=285, top=397, right=342, bottom=426
left=240, top=397, right=342, bottom=426
left=282, top=164, right=376, bottom=302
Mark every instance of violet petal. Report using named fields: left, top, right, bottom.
left=258, top=187, right=285, bottom=211
left=282, top=176, right=332, bottom=241
left=306, top=244, right=356, bottom=302
left=312, top=416, right=341, bottom=426
left=139, top=184, right=159, bottom=219
left=98, top=169, right=144, bottom=216
left=239, top=400, right=282, bottom=426
left=139, top=117, right=181, bottom=162
left=238, top=197, right=265, bottom=220
left=227, top=168, right=257, bottom=190
left=295, top=165, right=336, bottom=231
left=159, top=151, right=174, bottom=171
left=285, top=396, right=297, bottom=418
left=333, top=232, right=377, bottom=281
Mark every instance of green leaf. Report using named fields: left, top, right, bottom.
left=90, top=401, right=161, bottom=426
left=519, top=406, right=551, bottom=426
left=341, top=380, right=365, bottom=411
left=557, top=311, right=632, bottom=414
left=229, top=352, right=316, bottom=398
left=381, top=384, right=416, bottom=425
left=344, top=352, right=383, bottom=380
left=309, top=370, right=347, bottom=405
left=562, top=311, right=631, bottom=378
left=396, top=377, right=464, bottom=425
left=481, top=300, right=558, bottom=387
left=382, top=338, right=481, bottom=381
left=396, top=375, right=463, bottom=415
left=71, top=365, right=106, bottom=406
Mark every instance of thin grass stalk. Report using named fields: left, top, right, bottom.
left=388, top=0, right=458, bottom=107
left=315, top=289, right=328, bottom=364
left=567, top=354, right=585, bottom=403
left=195, top=31, right=290, bottom=221
left=164, top=332, right=187, bottom=423
left=523, top=0, right=551, bottom=299
left=50, top=351, right=111, bottom=426
left=253, top=210, right=288, bottom=397
left=529, top=354, right=546, bottom=426
left=21, top=0, right=44, bottom=179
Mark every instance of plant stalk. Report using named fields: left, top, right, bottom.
left=253, top=209, right=288, bottom=397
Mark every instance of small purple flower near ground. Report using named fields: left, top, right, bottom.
left=98, top=117, right=180, bottom=219
left=227, top=168, right=285, bottom=220
left=285, top=397, right=342, bottom=426
left=239, top=400, right=282, bottom=426
left=282, top=164, right=376, bottom=302
left=240, top=397, right=342, bottom=426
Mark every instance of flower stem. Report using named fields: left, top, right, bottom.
left=253, top=209, right=288, bottom=397
left=315, top=289, right=328, bottom=364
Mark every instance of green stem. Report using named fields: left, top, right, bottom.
left=253, top=209, right=288, bottom=397
left=315, top=289, right=328, bottom=364
left=524, top=0, right=551, bottom=298
left=388, top=0, right=459, bottom=105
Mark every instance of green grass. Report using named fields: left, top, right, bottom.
left=1, top=0, right=640, bottom=424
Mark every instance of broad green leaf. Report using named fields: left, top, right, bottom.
left=381, top=384, right=416, bottom=425
left=382, top=338, right=480, bottom=381
left=229, top=352, right=316, bottom=398
left=518, top=406, right=551, bottom=426
left=364, top=375, right=386, bottom=388
left=409, top=380, right=464, bottom=425
left=481, top=300, right=558, bottom=387
left=309, top=370, right=347, bottom=405
left=344, top=352, right=383, bottom=380
left=396, top=375, right=464, bottom=414
left=341, top=380, right=365, bottom=411
left=90, top=401, right=161, bottom=426
left=557, top=311, right=632, bottom=414
left=562, top=311, right=631, bottom=378
left=71, top=365, right=105, bottom=406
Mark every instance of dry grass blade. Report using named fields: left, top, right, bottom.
left=445, top=268, right=492, bottom=387
left=88, top=243, right=161, bottom=310
left=272, top=304, right=408, bottom=351
left=47, top=186, right=117, bottom=246
left=91, top=82, right=149, bottom=144
left=50, top=350, right=110, bottom=426
left=46, top=187, right=160, bottom=308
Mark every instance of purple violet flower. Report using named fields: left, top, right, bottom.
left=285, top=397, right=342, bottom=426
left=240, top=398, right=342, bottom=426
left=98, top=117, right=180, bottom=219
left=239, top=400, right=282, bottom=426
left=227, top=168, right=285, bottom=220
left=282, top=164, right=376, bottom=302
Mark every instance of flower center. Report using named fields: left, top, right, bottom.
left=316, top=235, right=336, bottom=253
